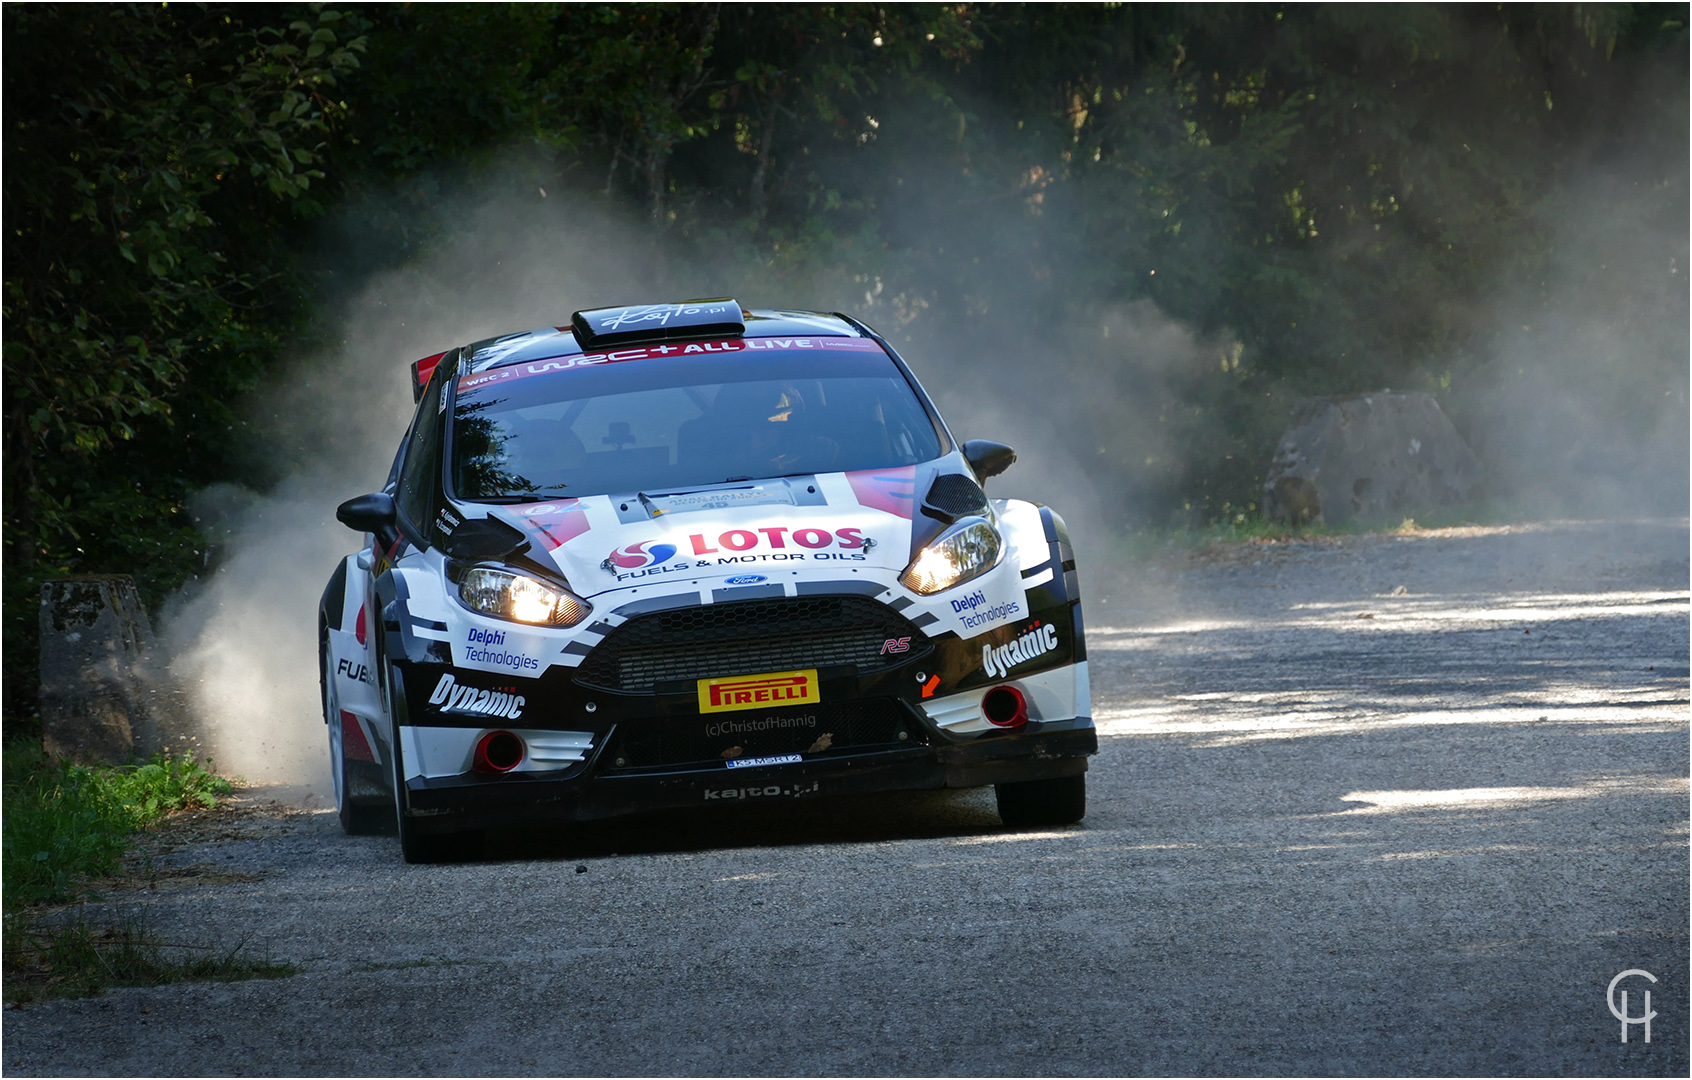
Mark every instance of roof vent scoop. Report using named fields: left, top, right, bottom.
left=571, top=298, right=745, bottom=350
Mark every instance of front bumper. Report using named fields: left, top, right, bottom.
left=401, top=722, right=1095, bottom=834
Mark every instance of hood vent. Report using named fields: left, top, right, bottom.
left=921, top=472, right=989, bottom=522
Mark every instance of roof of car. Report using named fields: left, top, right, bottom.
left=464, top=308, right=864, bottom=374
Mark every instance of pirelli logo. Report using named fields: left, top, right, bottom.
left=697, top=669, right=820, bottom=714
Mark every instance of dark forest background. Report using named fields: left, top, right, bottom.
left=4, top=2, right=1688, bottom=717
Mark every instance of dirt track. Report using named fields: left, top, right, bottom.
left=6, top=519, right=1688, bottom=1076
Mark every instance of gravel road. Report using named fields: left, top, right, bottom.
left=7, top=519, right=1688, bottom=1077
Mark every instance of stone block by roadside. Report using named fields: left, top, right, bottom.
left=1262, top=391, right=1481, bottom=524
left=38, top=575, right=189, bottom=764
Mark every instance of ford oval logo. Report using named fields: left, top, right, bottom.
left=724, top=574, right=767, bottom=585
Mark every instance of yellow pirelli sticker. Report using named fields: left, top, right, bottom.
left=697, top=669, right=821, bottom=714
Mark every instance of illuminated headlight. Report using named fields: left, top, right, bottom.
left=456, top=566, right=592, bottom=627
left=899, top=517, right=1002, bottom=595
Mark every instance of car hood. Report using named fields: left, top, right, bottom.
left=473, top=467, right=940, bottom=598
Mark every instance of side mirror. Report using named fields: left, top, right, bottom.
left=336, top=492, right=396, bottom=534
left=962, top=440, right=1017, bottom=482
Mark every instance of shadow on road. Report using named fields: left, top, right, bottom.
left=475, top=784, right=1014, bottom=861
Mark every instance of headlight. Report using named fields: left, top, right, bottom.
left=456, top=566, right=592, bottom=627
left=899, top=517, right=1002, bottom=595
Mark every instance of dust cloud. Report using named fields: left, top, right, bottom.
left=1459, top=115, right=1690, bottom=518
left=877, top=298, right=1239, bottom=543
left=158, top=195, right=673, bottom=786
left=154, top=178, right=1220, bottom=785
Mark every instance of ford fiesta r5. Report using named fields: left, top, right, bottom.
left=319, top=299, right=1094, bottom=862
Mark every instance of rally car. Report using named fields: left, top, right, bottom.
left=319, top=299, right=1094, bottom=861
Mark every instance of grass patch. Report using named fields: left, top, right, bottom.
left=3, top=739, right=233, bottom=906
left=2, top=737, right=291, bottom=1001
left=4, top=916, right=295, bottom=1003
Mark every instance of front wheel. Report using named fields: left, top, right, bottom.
left=321, top=628, right=389, bottom=836
left=995, top=773, right=1086, bottom=827
left=384, top=661, right=480, bottom=864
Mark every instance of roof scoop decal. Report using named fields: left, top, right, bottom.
left=572, top=298, right=745, bottom=349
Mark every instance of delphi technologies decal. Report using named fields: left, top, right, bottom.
left=604, top=525, right=873, bottom=582
left=981, top=620, right=1060, bottom=680
left=428, top=673, right=526, bottom=720
left=947, top=582, right=1025, bottom=634
left=455, top=625, right=549, bottom=677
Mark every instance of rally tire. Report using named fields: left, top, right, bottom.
left=995, top=773, right=1086, bottom=827
left=321, top=627, right=389, bottom=836
left=334, top=729, right=392, bottom=836
left=385, top=661, right=481, bottom=864
left=392, top=728, right=480, bottom=863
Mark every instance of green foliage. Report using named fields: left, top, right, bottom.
left=2, top=739, right=273, bottom=1003
left=2, top=740, right=233, bottom=908
left=2, top=3, right=366, bottom=716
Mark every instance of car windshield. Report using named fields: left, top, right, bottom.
left=449, top=342, right=944, bottom=500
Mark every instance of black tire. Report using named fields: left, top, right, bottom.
left=384, top=660, right=480, bottom=864
left=336, top=743, right=392, bottom=836
left=321, top=625, right=390, bottom=836
left=995, top=773, right=1086, bottom=827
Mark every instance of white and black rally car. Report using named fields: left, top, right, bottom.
left=319, top=300, right=1094, bottom=861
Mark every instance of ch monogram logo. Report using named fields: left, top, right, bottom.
left=1607, top=969, right=1657, bottom=1043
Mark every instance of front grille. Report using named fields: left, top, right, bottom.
left=575, top=595, right=929, bottom=693
left=612, top=699, right=922, bottom=769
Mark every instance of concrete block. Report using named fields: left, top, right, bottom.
left=38, top=576, right=185, bottom=763
left=1263, top=392, right=1481, bottom=524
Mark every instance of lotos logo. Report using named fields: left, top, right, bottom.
left=698, top=669, right=821, bottom=713
left=608, top=540, right=679, bottom=569
left=689, top=526, right=866, bottom=554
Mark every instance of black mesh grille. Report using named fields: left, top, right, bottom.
left=575, top=595, right=929, bottom=693
left=613, top=699, right=922, bottom=769
left=924, top=473, right=988, bottom=517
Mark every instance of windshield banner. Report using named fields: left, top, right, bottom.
left=457, top=337, right=886, bottom=393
